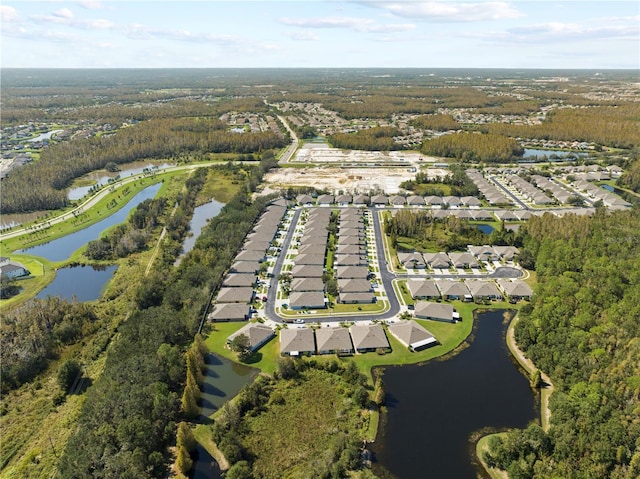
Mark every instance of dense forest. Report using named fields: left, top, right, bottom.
left=483, top=104, right=640, bottom=149
left=328, top=126, right=404, bottom=151
left=409, top=114, right=461, bottom=131
left=483, top=210, right=640, bottom=478
left=421, top=132, right=524, bottom=163
left=57, top=158, right=279, bottom=478
left=2, top=118, right=285, bottom=214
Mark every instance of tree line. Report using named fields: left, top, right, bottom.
left=2, top=117, right=286, bottom=214
left=421, top=132, right=524, bottom=163
left=328, top=126, right=404, bottom=151
left=483, top=209, right=640, bottom=478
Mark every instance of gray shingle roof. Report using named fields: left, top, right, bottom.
left=280, top=328, right=316, bottom=354
left=388, top=320, right=437, bottom=349
left=349, top=323, right=389, bottom=350
left=315, top=327, right=353, bottom=353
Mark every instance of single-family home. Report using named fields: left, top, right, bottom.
left=280, top=328, right=316, bottom=356
left=230, top=261, right=261, bottom=274
left=448, top=252, right=479, bottom=269
left=315, top=327, right=354, bottom=355
left=436, top=280, right=471, bottom=301
left=291, top=277, right=325, bottom=292
left=398, top=252, right=426, bottom=269
left=222, top=274, right=257, bottom=288
left=234, top=249, right=266, bottom=262
left=349, top=323, right=390, bottom=352
left=464, top=279, right=502, bottom=301
left=0, top=260, right=29, bottom=279
left=338, top=292, right=376, bottom=304
left=389, top=195, right=406, bottom=207
left=208, top=303, right=251, bottom=322
left=216, top=287, right=255, bottom=304
left=414, top=301, right=459, bottom=322
left=336, top=194, right=353, bottom=206
left=406, top=279, right=440, bottom=300
left=296, top=194, right=314, bottom=206
left=407, top=195, right=425, bottom=206
left=388, top=320, right=438, bottom=351
left=338, top=278, right=372, bottom=293
left=496, top=279, right=533, bottom=302
left=227, top=323, right=275, bottom=351
left=423, top=252, right=451, bottom=269
left=291, top=264, right=324, bottom=278
left=371, top=195, right=389, bottom=207
left=289, top=291, right=326, bottom=309
left=317, top=194, right=335, bottom=206
left=336, top=266, right=369, bottom=279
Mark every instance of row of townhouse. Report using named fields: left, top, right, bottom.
left=296, top=193, right=485, bottom=208
left=229, top=319, right=440, bottom=356
left=398, top=245, right=520, bottom=270
left=208, top=201, right=289, bottom=322
left=406, top=278, right=533, bottom=304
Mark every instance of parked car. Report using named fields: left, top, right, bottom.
left=294, top=318, right=305, bottom=324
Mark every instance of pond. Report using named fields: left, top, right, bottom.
left=191, top=353, right=258, bottom=479
left=178, top=199, right=225, bottom=262
left=476, top=224, right=494, bottom=235
left=36, top=264, right=117, bottom=302
left=522, top=148, right=587, bottom=160
left=28, top=129, right=63, bottom=142
left=372, top=310, right=536, bottom=478
left=67, top=162, right=173, bottom=200
left=19, top=183, right=162, bottom=262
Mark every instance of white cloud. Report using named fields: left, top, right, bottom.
left=77, top=0, right=104, bottom=9
left=287, top=30, right=321, bottom=41
left=360, top=1, right=523, bottom=22
left=53, top=8, right=74, bottom=20
left=1, top=5, right=20, bottom=22
left=279, top=16, right=415, bottom=33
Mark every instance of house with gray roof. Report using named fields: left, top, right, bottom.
left=289, top=291, right=326, bottom=309
left=243, top=240, right=272, bottom=251
left=0, top=260, right=29, bottom=279
left=336, top=266, right=369, bottom=279
left=216, top=287, right=255, bottom=304
left=315, top=327, right=354, bottom=355
left=424, top=195, right=443, bottom=206
left=423, top=252, right=451, bottom=269
left=338, top=278, right=372, bottom=293
left=296, top=194, right=314, bottom=206
left=414, top=301, right=459, bottom=322
left=235, top=249, right=266, bottom=262
left=317, top=194, right=335, bottom=206
left=337, top=244, right=366, bottom=255
left=388, top=320, right=437, bottom=351
left=280, top=328, right=316, bottom=356
left=223, top=274, right=257, bottom=288
left=436, top=280, right=471, bottom=301
left=230, top=260, right=261, bottom=274
left=371, top=195, right=389, bottom=206
left=291, top=264, right=324, bottom=278
left=448, top=252, right=479, bottom=269
left=208, top=303, right=251, bottom=322
left=349, top=323, right=390, bottom=352
left=291, top=277, right=325, bottom=292
left=496, top=279, right=533, bottom=301
left=338, top=292, right=376, bottom=304
left=336, top=194, right=353, bottom=206
left=334, top=254, right=368, bottom=267
left=297, top=244, right=327, bottom=256
left=295, top=254, right=326, bottom=266
left=406, top=279, right=440, bottom=300
left=227, top=323, right=275, bottom=352
left=389, top=195, right=406, bottom=206
left=398, top=252, right=426, bottom=269
left=352, top=195, right=369, bottom=206
left=464, top=279, right=502, bottom=301
left=407, top=195, right=425, bottom=206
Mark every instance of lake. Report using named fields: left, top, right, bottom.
left=19, top=183, right=162, bottom=262
left=28, top=129, right=63, bottom=142
left=372, top=310, right=536, bottom=478
left=36, top=264, right=117, bottom=302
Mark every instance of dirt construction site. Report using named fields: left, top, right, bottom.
left=264, top=144, right=447, bottom=194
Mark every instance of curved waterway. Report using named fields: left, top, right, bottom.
left=372, top=310, right=536, bottom=478
left=191, top=354, right=258, bottom=479
left=19, top=183, right=161, bottom=262
left=178, top=199, right=224, bottom=262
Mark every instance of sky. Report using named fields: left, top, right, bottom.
left=1, top=1, right=639, bottom=69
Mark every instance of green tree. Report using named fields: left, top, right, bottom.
left=57, top=359, right=81, bottom=392
left=229, top=334, right=251, bottom=360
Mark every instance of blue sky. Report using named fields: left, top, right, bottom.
left=2, top=1, right=638, bottom=68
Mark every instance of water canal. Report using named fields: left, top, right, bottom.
left=19, top=183, right=162, bottom=262
left=372, top=309, right=536, bottom=478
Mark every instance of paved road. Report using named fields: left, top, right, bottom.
left=488, top=176, right=529, bottom=209
left=276, top=115, right=299, bottom=164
